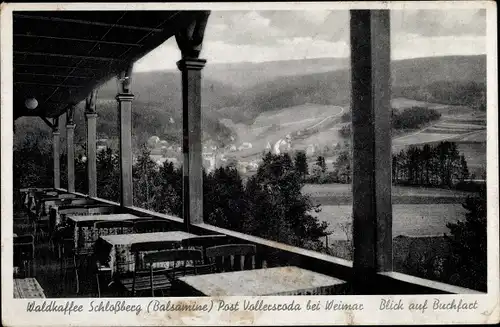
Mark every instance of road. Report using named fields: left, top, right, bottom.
left=272, top=106, right=345, bottom=154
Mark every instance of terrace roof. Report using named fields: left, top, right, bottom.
left=13, top=10, right=203, bottom=119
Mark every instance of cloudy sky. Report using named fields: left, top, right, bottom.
left=135, top=9, right=486, bottom=71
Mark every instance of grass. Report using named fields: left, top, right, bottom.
left=315, top=203, right=467, bottom=241
left=302, top=183, right=472, bottom=206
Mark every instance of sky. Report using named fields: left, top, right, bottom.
left=134, top=9, right=487, bottom=72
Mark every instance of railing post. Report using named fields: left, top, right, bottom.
left=175, top=11, right=210, bottom=231
left=350, top=10, right=393, bottom=285
left=178, top=58, right=206, bottom=230
left=85, top=89, right=98, bottom=197
left=116, top=65, right=134, bottom=207
left=52, top=117, right=60, bottom=189
left=66, top=106, right=76, bottom=193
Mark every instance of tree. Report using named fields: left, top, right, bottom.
left=156, top=161, right=183, bottom=216
left=334, top=149, right=352, bottom=184
left=445, top=187, right=487, bottom=291
left=96, top=147, right=120, bottom=202
left=244, top=153, right=328, bottom=249
left=315, top=155, right=327, bottom=173
left=458, top=155, right=470, bottom=182
left=204, top=166, right=246, bottom=231
left=392, top=141, right=467, bottom=188
left=294, top=151, right=308, bottom=178
left=133, top=146, right=160, bottom=210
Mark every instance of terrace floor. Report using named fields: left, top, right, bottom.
left=14, top=210, right=98, bottom=298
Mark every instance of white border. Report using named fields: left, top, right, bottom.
left=1, top=2, right=499, bottom=326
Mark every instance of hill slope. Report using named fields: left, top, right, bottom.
left=217, top=55, right=486, bottom=124
left=14, top=55, right=486, bottom=151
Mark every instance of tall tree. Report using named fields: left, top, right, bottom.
left=244, top=153, right=327, bottom=249
left=294, top=151, right=308, bottom=178
left=204, top=166, right=246, bottom=231
left=334, top=149, right=352, bottom=184
left=133, top=146, right=160, bottom=210
left=96, top=147, right=120, bottom=202
left=445, top=187, right=487, bottom=291
left=315, top=155, right=327, bottom=173
left=156, top=161, right=183, bottom=216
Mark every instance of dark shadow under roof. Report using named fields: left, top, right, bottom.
left=13, top=10, right=206, bottom=119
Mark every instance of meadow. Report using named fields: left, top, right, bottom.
left=314, top=203, right=467, bottom=241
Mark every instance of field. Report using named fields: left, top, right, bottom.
left=221, top=103, right=344, bottom=159
left=302, top=183, right=472, bottom=205
left=391, top=98, right=486, bottom=176
left=314, top=203, right=467, bottom=241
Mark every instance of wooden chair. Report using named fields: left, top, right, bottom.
left=94, top=220, right=135, bottom=238
left=206, top=244, right=257, bottom=272
left=57, top=237, right=80, bottom=295
left=13, top=234, right=35, bottom=278
left=103, top=241, right=178, bottom=297
left=132, top=219, right=171, bottom=233
left=181, top=235, right=229, bottom=265
left=123, top=249, right=205, bottom=297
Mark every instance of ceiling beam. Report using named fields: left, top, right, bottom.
left=39, top=116, right=55, bottom=129
left=15, top=72, right=92, bottom=79
left=14, top=33, right=143, bottom=47
left=14, top=81, right=84, bottom=88
left=14, top=63, right=102, bottom=72
left=15, top=51, right=123, bottom=62
left=13, top=13, right=165, bottom=32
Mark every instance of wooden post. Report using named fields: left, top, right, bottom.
left=174, top=11, right=210, bottom=230
left=52, top=117, right=61, bottom=189
left=66, top=107, right=76, bottom=193
left=350, top=10, right=393, bottom=281
left=116, top=65, right=134, bottom=207
left=85, top=89, right=98, bottom=197
left=178, top=58, right=206, bottom=229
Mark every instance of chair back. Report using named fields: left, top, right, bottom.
left=94, top=220, right=134, bottom=237
left=13, top=234, right=35, bottom=277
left=68, top=198, right=96, bottom=206
left=206, top=244, right=256, bottom=272
left=136, top=249, right=204, bottom=296
left=14, top=234, right=35, bottom=244
left=133, top=219, right=171, bottom=233
left=131, top=241, right=180, bottom=254
left=130, top=241, right=180, bottom=272
left=143, top=249, right=203, bottom=268
left=58, top=194, right=77, bottom=199
left=181, top=235, right=228, bottom=262
left=58, top=237, right=77, bottom=258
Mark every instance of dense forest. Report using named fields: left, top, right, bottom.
left=392, top=142, right=470, bottom=187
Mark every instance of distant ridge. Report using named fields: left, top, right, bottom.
left=15, top=55, right=486, bottom=150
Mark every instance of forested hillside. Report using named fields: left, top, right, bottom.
left=14, top=55, right=486, bottom=148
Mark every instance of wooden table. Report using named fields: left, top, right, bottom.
left=95, top=231, right=196, bottom=277
left=13, top=278, right=46, bottom=298
left=176, top=266, right=347, bottom=296
left=67, top=213, right=141, bottom=250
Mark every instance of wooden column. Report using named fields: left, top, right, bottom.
left=350, top=10, right=392, bottom=280
left=85, top=89, right=98, bottom=197
left=175, top=11, right=210, bottom=230
left=52, top=117, right=61, bottom=189
left=178, top=58, right=206, bottom=229
left=66, top=107, right=76, bottom=193
left=116, top=65, right=134, bottom=207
